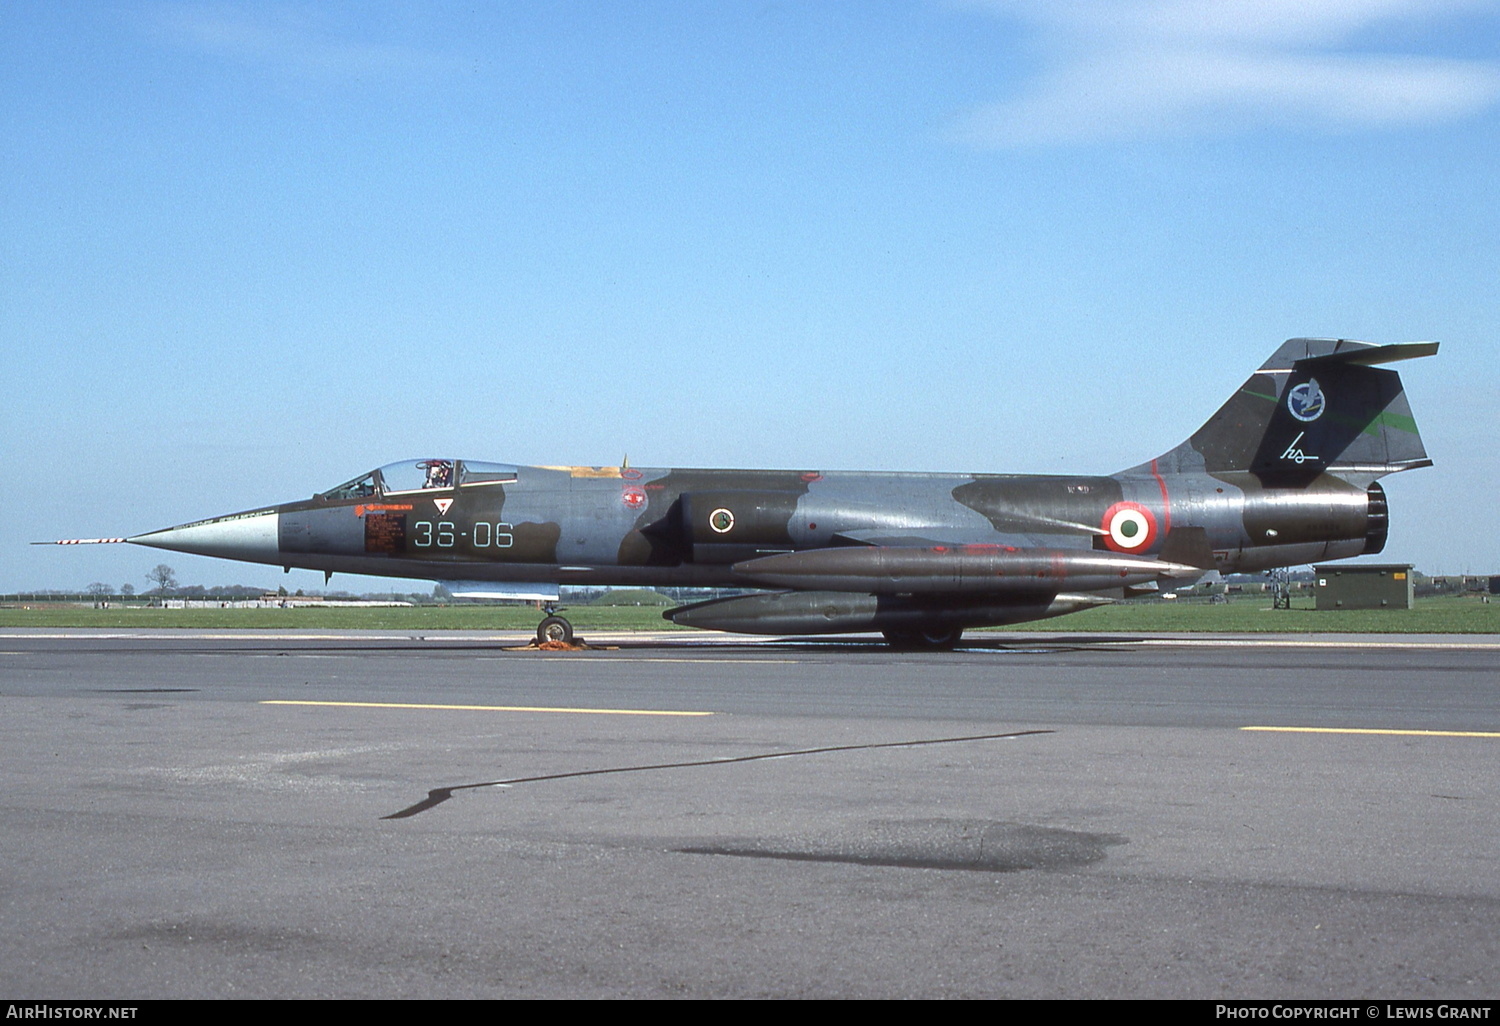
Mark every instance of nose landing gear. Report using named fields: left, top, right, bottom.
left=535, top=602, right=576, bottom=646
left=536, top=613, right=574, bottom=645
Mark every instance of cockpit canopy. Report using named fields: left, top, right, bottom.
left=321, top=459, right=518, bottom=500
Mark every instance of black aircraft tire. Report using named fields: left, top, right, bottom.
left=882, top=627, right=962, bottom=651
left=882, top=630, right=918, bottom=649
left=537, top=616, right=574, bottom=645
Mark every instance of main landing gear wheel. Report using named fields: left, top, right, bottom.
left=882, top=627, right=963, bottom=651
left=537, top=615, right=574, bottom=645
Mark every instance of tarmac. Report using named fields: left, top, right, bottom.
left=1, top=629, right=1496, bottom=998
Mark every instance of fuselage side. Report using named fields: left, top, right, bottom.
left=130, top=460, right=1383, bottom=587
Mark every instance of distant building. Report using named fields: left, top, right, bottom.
left=1312, top=564, right=1414, bottom=610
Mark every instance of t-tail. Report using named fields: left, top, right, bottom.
left=1125, top=338, right=1437, bottom=573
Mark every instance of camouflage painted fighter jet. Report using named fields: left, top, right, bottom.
left=61, top=338, right=1437, bottom=647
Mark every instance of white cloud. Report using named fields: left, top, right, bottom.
left=956, top=0, right=1500, bottom=145
left=148, top=3, right=445, bottom=81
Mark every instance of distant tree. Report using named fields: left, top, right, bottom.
left=86, top=582, right=110, bottom=596
left=277, top=585, right=288, bottom=597
left=120, top=583, right=135, bottom=596
left=146, top=564, right=177, bottom=594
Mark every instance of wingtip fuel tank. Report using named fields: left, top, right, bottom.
left=730, top=545, right=1202, bottom=595
left=663, top=590, right=1116, bottom=636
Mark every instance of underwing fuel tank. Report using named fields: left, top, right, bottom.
left=730, top=545, right=1200, bottom=595
left=664, top=590, right=1114, bottom=635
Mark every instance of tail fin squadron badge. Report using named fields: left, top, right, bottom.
left=1287, top=378, right=1326, bottom=422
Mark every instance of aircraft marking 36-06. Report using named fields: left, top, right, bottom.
left=46, top=338, right=1436, bottom=648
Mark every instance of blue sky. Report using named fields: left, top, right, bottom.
left=3, top=0, right=1497, bottom=593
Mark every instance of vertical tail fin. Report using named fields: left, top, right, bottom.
left=1153, top=338, right=1436, bottom=486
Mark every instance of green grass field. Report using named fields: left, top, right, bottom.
left=1001, top=594, right=1498, bottom=633
left=0, top=595, right=1495, bottom=633
left=0, top=603, right=690, bottom=631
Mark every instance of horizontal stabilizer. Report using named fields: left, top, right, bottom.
left=1298, top=341, right=1439, bottom=368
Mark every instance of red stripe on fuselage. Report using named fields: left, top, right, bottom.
left=1150, top=459, right=1172, bottom=538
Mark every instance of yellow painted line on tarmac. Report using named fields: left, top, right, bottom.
left=1243, top=726, right=1500, bottom=738
left=261, top=699, right=713, bottom=717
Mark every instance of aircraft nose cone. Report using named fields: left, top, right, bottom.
left=128, top=510, right=281, bottom=562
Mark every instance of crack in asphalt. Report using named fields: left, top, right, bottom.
left=383, top=728, right=1054, bottom=820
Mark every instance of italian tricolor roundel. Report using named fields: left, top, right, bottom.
left=1101, top=502, right=1158, bottom=553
